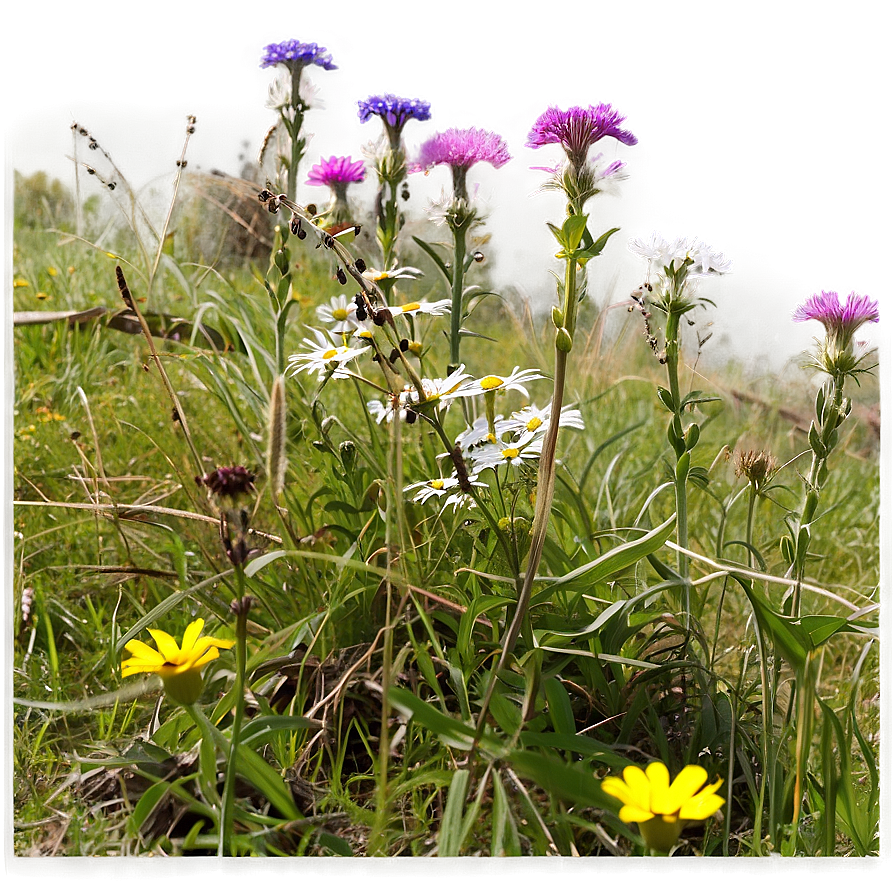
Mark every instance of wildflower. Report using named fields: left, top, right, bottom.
left=408, top=127, right=513, bottom=174
left=287, top=329, right=370, bottom=380
left=506, top=402, right=584, bottom=438
left=470, top=432, right=545, bottom=474
left=601, top=762, right=724, bottom=854
left=453, top=367, right=544, bottom=400
left=734, top=449, right=777, bottom=491
left=35, top=292, right=49, bottom=301
left=367, top=391, right=413, bottom=425
left=195, top=465, right=256, bottom=510
left=13, top=278, right=29, bottom=288
left=526, top=104, right=637, bottom=170
left=794, top=291, right=878, bottom=350
left=47, top=266, right=58, bottom=277
left=362, top=265, right=423, bottom=287
left=387, top=298, right=452, bottom=319
left=355, top=92, right=432, bottom=132
left=408, top=366, right=473, bottom=412
left=260, top=40, right=337, bottom=72
left=121, top=618, right=235, bottom=705
left=316, top=294, right=359, bottom=333
left=629, top=234, right=731, bottom=276
left=404, top=474, right=485, bottom=510
left=793, top=290, right=878, bottom=378
left=456, top=414, right=514, bottom=452
left=306, top=155, right=365, bottom=188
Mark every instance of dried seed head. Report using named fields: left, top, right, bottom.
left=734, top=449, right=778, bottom=491
left=196, top=465, right=256, bottom=508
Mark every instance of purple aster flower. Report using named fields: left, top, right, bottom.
left=416, top=127, right=511, bottom=173
left=793, top=291, right=878, bottom=345
left=260, top=40, right=337, bottom=71
left=526, top=103, right=637, bottom=169
left=355, top=93, right=432, bottom=130
left=306, top=156, right=366, bottom=188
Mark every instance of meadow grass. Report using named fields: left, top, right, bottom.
left=11, top=161, right=879, bottom=858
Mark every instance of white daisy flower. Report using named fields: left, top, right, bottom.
left=286, top=329, right=370, bottom=380
left=408, top=366, right=472, bottom=411
left=470, top=432, right=545, bottom=475
left=367, top=388, right=413, bottom=424
left=315, top=294, right=359, bottom=333
left=453, top=367, right=544, bottom=401
left=455, top=414, right=516, bottom=452
left=361, top=265, right=424, bottom=286
left=387, top=298, right=452, bottom=318
left=404, top=473, right=487, bottom=511
left=506, top=402, right=584, bottom=438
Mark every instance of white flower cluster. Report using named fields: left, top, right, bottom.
left=629, top=233, right=731, bottom=276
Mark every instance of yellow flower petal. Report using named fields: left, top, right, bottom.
left=187, top=646, right=221, bottom=671
left=123, top=639, right=164, bottom=663
left=679, top=777, right=725, bottom=821
left=619, top=805, right=655, bottom=824
left=180, top=618, right=205, bottom=655
left=669, top=765, right=709, bottom=807
left=601, top=776, right=637, bottom=806
left=148, top=628, right=182, bottom=663
left=621, top=765, right=652, bottom=812
left=645, top=762, right=677, bottom=814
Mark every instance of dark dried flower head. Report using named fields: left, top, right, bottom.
left=260, top=40, right=337, bottom=71
left=196, top=465, right=256, bottom=507
left=734, top=450, right=777, bottom=491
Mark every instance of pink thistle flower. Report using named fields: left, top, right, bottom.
left=791, top=289, right=880, bottom=343
left=526, top=103, right=637, bottom=168
left=305, top=155, right=366, bottom=188
left=416, top=127, right=511, bottom=174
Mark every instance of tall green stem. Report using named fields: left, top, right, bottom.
left=474, top=253, right=575, bottom=740
left=449, top=221, right=470, bottom=371
left=219, top=567, right=248, bottom=857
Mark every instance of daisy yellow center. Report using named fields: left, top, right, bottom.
left=429, top=479, right=445, bottom=489
left=322, top=349, right=339, bottom=360
left=480, top=376, right=504, bottom=390
left=486, top=433, right=497, bottom=443
left=332, top=308, right=348, bottom=321
left=526, top=417, right=543, bottom=432
left=401, top=302, right=421, bottom=312
left=502, top=447, right=520, bottom=459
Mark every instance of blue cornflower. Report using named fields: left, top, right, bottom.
left=260, top=40, right=337, bottom=71
left=355, top=93, right=432, bottom=130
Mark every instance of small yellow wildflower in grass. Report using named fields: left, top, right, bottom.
left=47, top=266, right=58, bottom=277
left=13, top=277, right=30, bottom=288
left=35, top=292, right=49, bottom=301
left=121, top=618, right=234, bottom=704
left=601, top=761, right=724, bottom=854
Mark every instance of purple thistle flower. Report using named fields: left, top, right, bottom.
left=416, top=127, right=511, bottom=174
left=355, top=93, right=432, bottom=130
left=793, top=291, right=878, bottom=336
left=260, top=40, right=337, bottom=71
left=306, top=156, right=366, bottom=188
left=526, top=103, right=637, bottom=168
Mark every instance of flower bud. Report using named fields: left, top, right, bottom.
left=555, top=327, right=573, bottom=352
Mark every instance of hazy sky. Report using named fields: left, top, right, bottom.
left=3, top=0, right=893, bottom=371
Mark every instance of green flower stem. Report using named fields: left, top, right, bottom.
left=664, top=310, right=691, bottom=619
left=219, top=567, right=248, bottom=857
left=285, top=67, right=308, bottom=203
left=449, top=220, right=470, bottom=371
left=788, top=374, right=844, bottom=617
left=474, top=252, right=576, bottom=742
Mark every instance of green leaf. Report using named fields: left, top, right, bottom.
left=506, top=748, right=618, bottom=811
left=576, top=226, right=620, bottom=261
left=439, top=770, right=471, bottom=856
left=240, top=714, right=322, bottom=748
left=536, top=513, right=676, bottom=601
left=388, top=687, right=501, bottom=752
left=543, top=677, right=576, bottom=736
left=657, top=387, right=676, bottom=413
left=412, top=236, right=452, bottom=285
left=129, top=780, right=171, bottom=836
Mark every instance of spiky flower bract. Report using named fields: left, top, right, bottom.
left=260, top=40, right=337, bottom=72
left=121, top=618, right=235, bottom=704
left=195, top=465, right=256, bottom=509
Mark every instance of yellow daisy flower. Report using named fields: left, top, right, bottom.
left=121, top=618, right=234, bottom=704
left=601, top=761, right=724, bottom=853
